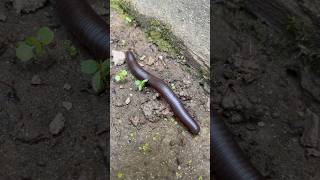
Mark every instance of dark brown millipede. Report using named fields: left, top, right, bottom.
left=55, top=0, right=264, bottom=178
left=126, top=51, right=200, bottom=134
left=55, top=0, right=109, bottom=59
left=211, top=114, right=265, bottom=180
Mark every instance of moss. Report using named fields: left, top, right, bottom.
left=111, top=0, right=182, bottom=57
left=284, top=16, right=320, bottom=76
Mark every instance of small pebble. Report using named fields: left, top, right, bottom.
left=62, top=101, right=72, bottom=111
left=0, top=14, right=7, bottom=22
left=257, top=121, right=265, bottom=127
left=138, top=63, right=145, bottom=67
left=31, top=75, right=42, bottom=85
left=139, top=55, right=146, bottom=61
left=146, top=57, right=155, bottom=66
left=125, top=97, right=131, bottom=105
left=63, top=83, right=71, bottom=90
left=111, top=50, right=126, bottom=65
left=49, top=113, right=65, bottom=135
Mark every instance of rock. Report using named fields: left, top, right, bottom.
left=301, top=110, right=319, bottom=148
left=257, top=121, right=265, bottom=127
left=182, top=79, right=191, bottom=85
left=62, top=101, right=72, bottom=111
left=119, top=40, right=126, bottom=46
left=111, top=50, right=126, bottom=65
left=49, top=113, right=65, bottom=135
left=138, top=62, right=145, bottom=67
left=0, top=14, right=7, bottom=22
left=31, top=75, right=42, bottom=85
left=169, top=140, right=176, bottom=146
left=130, top=116, right=139, bottom=127
left=178, top=90, right=191, bottom=101
left=152, top=93, right=160, bottom=100
left=146, top=56, right=156, bottom=66
left=63, top=83, right=71, bottom=90
left=125, top=97, right=131, bottom=105
left=139, top=55, right=146, bottom=61
left=272, top=111, right=280, bottom=118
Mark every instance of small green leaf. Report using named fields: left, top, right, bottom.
left=81, top=60, right=99, bottom=74
left=124, top=15, right=132, bottom=23
left=25, top=36, right=43, bottom=56
left=135, top=79, right=148, bottom=91
left=16, top=42, right=34, bottom=61
left=101, top=60, right=109, bottom=75
left=92, top=71, right=104, bottom=93
left=115, top=75, right=121, bottom=82
left=114, top=70, right=127, bottom=82
left=37, top=27, right=54, bottom=45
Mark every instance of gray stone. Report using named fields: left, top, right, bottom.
left=49, top=113, right=65, bottom=135
left=31, top=75, right=42, bottom=85
left=62, top=101, right=72, bottom=111
left=63, top=83, right=71, bottom=90
left=0, top=14, right=7, bottom=22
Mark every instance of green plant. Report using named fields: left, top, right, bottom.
left=80, top=59, right=109, bottom=93
left=111, top=0, right=134, bottom=25
left=16, top=26, right=54, bottom=61
left=63, top=40, right=77, bottom=57
left=138, top=143, right=150, bottom=154
left=134, top=79, right=148, bottom=91
left=114, top=70, right=128, bottom=82
left=116, top=172, right=124, bottom=179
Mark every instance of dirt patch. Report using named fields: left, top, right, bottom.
left=110, top=10, right=210, bottom=180
left=0, top=1, right=108, bottom=179
left=212, top=2, right=320, bottom=180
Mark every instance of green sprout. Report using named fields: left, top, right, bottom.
left=114, top=70, right=128, bottom=82
left=139, top=143, right=150, bottom=154
left=16, top=26, right=54, bottom=61
left=123, top=14, right=133, bottom=24
left=134, top=79, right=148, bottom=91
left=80, top=59, right=109, bottom=93
left=63, top=40, right=77, bottom=57
left=116, top=171, right=124, bottom=179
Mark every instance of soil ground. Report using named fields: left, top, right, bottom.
left=0, top=1, right=108, bottom=179
left=212, top=2, right=320, bottom=180
left=110, top=10, right=210, bottom=180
